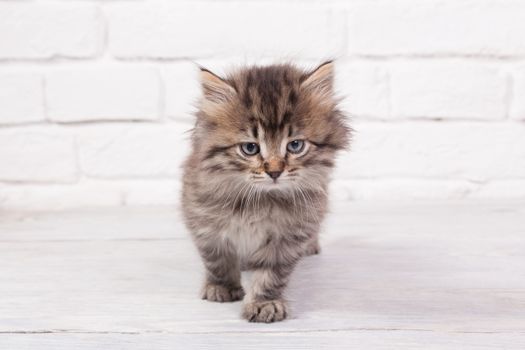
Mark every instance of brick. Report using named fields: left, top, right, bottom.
left=335, top=122, right=525, bottom=181
left=474, top=180, right=525, bottom=199
left=0, top=3, right=103, bottom=59
left=336, top=63, right=389, bottom=118
left=46, top=67, right=160, bottom=122
left=107, top=3, right=344, bottom=59
left=510, top=66, right=525, bottom=120
left=123, top=180, right=181, bottom=206
left=390, top=62, right=507, bottom=120
left=0, top=181, right=121, bottom=211
left=347, top=0, right=525, bottom=56
left=331, top=179, right=480, bottom=200
left=162, top=63, right=201, bottom=121
left=0, top=179, right=182, bottom=211
left=0, top=127, right=77, bottom=182
left=76, top=122, right=192, bottom=178
left=0, top=72, right=44, bottom=124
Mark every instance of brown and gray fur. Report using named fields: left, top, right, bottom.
left=181, top=61, right=350, bottom=323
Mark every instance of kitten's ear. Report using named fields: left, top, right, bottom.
left=199, top=67, right=236, bottom=102
left=301, top=60, right=334, bottom=95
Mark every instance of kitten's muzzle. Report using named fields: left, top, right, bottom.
left=263, top=158, right=285, bottom=180
left=265, top=171, right=283, bottom=180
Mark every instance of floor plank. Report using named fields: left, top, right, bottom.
left=0, top=201, right=524, bottom=348
left=2, top=331, right=525, bottom=350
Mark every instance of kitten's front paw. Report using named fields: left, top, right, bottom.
left=242, top=299, right=288, bottom=323
left=201, top=283, right=245, bottom=302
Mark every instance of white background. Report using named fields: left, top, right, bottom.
left=1, top=0, right=525, bottom=210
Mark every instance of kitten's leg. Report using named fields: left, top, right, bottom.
left=196, top=237, right=244, bottom=302
left=242, top=261, right=297, bottom=323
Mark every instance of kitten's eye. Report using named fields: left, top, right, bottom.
left=240, top=142, right=260, bottom=156
left=287, top=140, right=305, bottom=154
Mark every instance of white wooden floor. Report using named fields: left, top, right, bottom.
left=1, top=201, right=524, bottom=349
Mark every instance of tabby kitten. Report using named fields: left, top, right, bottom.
left=182, top=61, right=349, bottom=323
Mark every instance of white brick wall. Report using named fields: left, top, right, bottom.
left=336, top=122, right=525, bottom=181
left=46, top=66, right=161, bottom=122
left=76, top=123, right=191, bottom=178
left=511, top=66, right=525, bottom=121
left=0, top=3, right=103, bottom=59
left=106, top=3, right=344, bottom=59
left=346, top=0, right=525, bottom=56
left=390, top=62, right=508, bottom=120
left=0, top=0, right=524, bottom=210
left=0, top=72, right=44, bottom=124
left=0, top=128, right=77, bottom=182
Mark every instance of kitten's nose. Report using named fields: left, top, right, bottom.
left=266, top=171, right=282, bottom=180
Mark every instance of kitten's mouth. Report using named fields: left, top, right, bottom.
left=253, top=178, right=295, bottom=192
left=250, top=174, right=294, bottom=189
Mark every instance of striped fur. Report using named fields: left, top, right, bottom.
left=182, top=62, right=350, bottom=323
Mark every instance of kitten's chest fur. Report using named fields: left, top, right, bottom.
left=222, top=205, right=287, bottom=263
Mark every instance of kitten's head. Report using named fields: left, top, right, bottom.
left=192, top=61, right=350, bottom=194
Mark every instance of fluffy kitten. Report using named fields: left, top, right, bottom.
left=182, top=61, right=350, bottom=323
